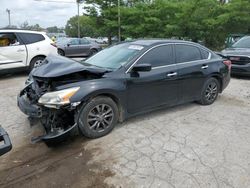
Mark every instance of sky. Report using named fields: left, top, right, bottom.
left=0, top=0, right=85, bottom=28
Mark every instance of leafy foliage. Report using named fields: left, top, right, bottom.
left=65, top=0, right=250, bottom=49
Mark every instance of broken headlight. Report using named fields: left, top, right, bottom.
left=38, top=87, right=80, bottom=108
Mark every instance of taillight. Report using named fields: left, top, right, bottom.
left=51, top=43, right=57, bottom=48
left=223, top=60, right=232, bottom=70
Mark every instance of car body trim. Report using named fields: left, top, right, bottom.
left=0, top=61, right=22, bottom=65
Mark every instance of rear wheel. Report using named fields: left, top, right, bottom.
left=198, top=77, right=220, bottom=105
left=89, top=49, right=98, bottom=56
left=77, top=96, right=119, bottom=139
left=58, top=49, right=65, bottom=56
left=29, top=56, right=45, bottom=71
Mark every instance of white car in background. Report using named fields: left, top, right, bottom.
left=0, top=29, right=57, bottom=73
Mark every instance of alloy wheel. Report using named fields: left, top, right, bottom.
left=205, top=81, right=218, bottom=102
left=87, top=104, right=114, bottom=132
left=34, top=60, right=43, bottom=68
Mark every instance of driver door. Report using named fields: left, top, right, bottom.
left=126, top=44, right=180, bottom=114
left=0, top=32, right=27, bottom=70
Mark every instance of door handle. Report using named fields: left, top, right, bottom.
left=17, top=49, right=25, bottom=52
left=167, top=72, right=177, bottom=77
left=201, top=65, right=208, bottom=69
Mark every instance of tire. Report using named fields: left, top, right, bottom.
left=58, top=49, right=65, bottom=56
left=29, top=56, right=45, bottom=71
left=89, top=49, right=98, bottom=56
left=77, top=96, right=119, bottom=139
left=198, top=77, right=220, bottom=105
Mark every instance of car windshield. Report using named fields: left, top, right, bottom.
left=83, top=43, right=144, bottom=70
left=232, top=36, right=250, bottom=48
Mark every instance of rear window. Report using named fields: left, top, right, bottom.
left=176, top=44, right=202, bottom=63
left=17, top=33, right=45, bottom=44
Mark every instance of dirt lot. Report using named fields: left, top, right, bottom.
left=0, top=73, right=249, bottom=188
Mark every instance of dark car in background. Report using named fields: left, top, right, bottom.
left=17, top=40, right=231, bottom=145
left=225, top=34, right=245, bottom=48
left=222, top=36, right=250, bottom=76
left=57, top=37, right=102, bottom=57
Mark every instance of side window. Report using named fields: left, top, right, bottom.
left=18, top=33, right=45, bottom=44
left=175, top=44, right=202, bottom=63
left=200, top=49, right=210, bottom=59
left=137, top=45, right=174, bottom=67
left=69, top=39, right=79, bottom=45
left=0, top=33, right=20, bottom=47
left=80, top=38, right=90, bottom=45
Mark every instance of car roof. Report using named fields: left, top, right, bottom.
left=0, top=29, right=46, bottom=35
left=129, top=39, right=200, bottom=46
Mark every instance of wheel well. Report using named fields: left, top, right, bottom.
left=211, top=75, right=222, bottom=92
left=94, top=93, right=124, bottom=122
left=91, top=48, right=98, bottom=52
left=30, top=55, right=46, bottom=65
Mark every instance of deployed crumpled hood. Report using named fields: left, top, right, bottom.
left=221, top=48, right=250, bottom=56
left=32, top=55, right=107, bottom=78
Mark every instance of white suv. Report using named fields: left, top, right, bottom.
left=0, top=29, right=58, bottom=72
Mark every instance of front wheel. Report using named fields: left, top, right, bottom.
left=198, top=77, right=220, bottom=105
left=77, top=96, right=119, bottom=139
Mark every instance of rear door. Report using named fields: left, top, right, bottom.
left=17, top=32, right=46, bottom=66
left=79, top=38, right=91, bottom=56
left=0, top=32, right=27, bottom=70
left=174, top=44, right=211, bottom=102
left=127, top=44, right=180, bottom=113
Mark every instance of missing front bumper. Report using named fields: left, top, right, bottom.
left=31, top=123, right=77, bottom=144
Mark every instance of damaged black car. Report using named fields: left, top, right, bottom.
left=17, top=40, right=231, bottom=144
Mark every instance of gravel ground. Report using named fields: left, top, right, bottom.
left=0, top=73, right=249, bottom=188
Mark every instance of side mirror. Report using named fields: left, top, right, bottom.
left=132, top=64, right=152, bottom=72
left=67, top=43, right=70, bottom=47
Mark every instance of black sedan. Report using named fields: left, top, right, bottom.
left=17, top=40, right=231, bottom=144
left=222, top=36, right=250, bottom=76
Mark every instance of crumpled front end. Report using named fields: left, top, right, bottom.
left=17, top=77, right=79, bottom=144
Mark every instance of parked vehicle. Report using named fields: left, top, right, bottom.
left=57, top=37, right=102, bottom=57
left=0, top=29, right=58, bottom=72
left=222, top=36, right=250, bottom=76
left=17, top=40, right=231, bottom=144
left=0, top=126, right=12, bottom=156
left=97, top=37, right=108, bottom=44
left=225, top=34, right=245, bottom=48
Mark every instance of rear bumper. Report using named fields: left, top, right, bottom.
left=231, top=64, right=250, bottom=76
left=0, top=126, right=12, bottom=156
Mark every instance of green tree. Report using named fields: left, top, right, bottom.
left=65, top=15, right=99, bottom=37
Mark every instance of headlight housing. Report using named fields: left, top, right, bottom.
left=38, top=87, right=80, bottom=108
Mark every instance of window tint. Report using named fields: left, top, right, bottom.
left=137, top=45, right=174, bottom=67
left=69, top=39, right=79, bottom=45
left=80, top=38, right=90, bottom=44
left=18, top=33, right=45, bottom=44
left=176, top=44, right=202, bottom=63
left=0, top=33, right=20, bottom=47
